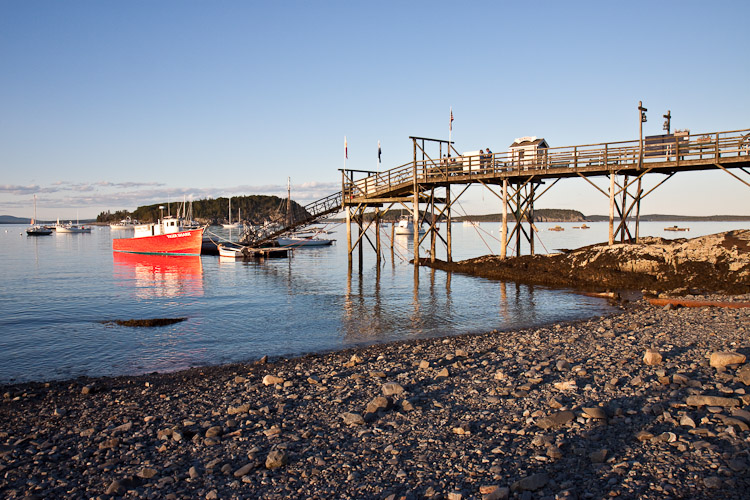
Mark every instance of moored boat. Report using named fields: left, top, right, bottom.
left=394, top=215, right=425, bottom=235
left=664, top=225, right=690, bottom=232
left=26, top=195, right=52, bottom=236
left=222, top=198, right=241, bottom=229
left=217, top=243, right=245, bottom=258
left=277, top=233, right=334, bottom=247
left=56, top=223, right=92, bottom=233
left=26, top=225, right=53, bottom=236
left=113, top=215, right=204, bottom=255
left=110, top=216, right=139, bottom=230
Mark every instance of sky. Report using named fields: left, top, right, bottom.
left=1, top=0, right=749, bottom=220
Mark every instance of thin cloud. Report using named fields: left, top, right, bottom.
left=0, top=180, right=345, bottom=217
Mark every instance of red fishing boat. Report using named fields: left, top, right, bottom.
left=112, top=216, right=204, bottom=255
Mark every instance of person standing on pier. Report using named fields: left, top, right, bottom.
left=484, top=147, right=493, bottom=171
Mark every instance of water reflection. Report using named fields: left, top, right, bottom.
left=113, top=253, right=204, bottom=298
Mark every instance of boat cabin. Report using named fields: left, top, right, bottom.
left=133, top=216, right=186, bottom=238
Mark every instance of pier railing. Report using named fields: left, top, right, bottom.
left=343, top=128, right=750, bottom=202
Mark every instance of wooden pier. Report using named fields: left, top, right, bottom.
left=340, top=127, right=749, bottom=266
left=241, top=125, right=749, bottom=267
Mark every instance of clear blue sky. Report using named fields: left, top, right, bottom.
left=2, top=0, right=748, bottom=220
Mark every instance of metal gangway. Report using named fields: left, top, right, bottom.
left=239, top=190, right=343, bottom=247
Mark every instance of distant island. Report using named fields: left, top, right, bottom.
left=3, top=208, right=749, bottom=225
left=454, top=209, right=750, bottom=223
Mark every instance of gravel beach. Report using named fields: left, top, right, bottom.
left=2, top=294, right=749, bottom=499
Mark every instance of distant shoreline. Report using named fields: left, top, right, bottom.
left=3, top=212, right=750, bottom=225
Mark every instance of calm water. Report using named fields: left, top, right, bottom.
left=1, top=220, right=747, bottom=384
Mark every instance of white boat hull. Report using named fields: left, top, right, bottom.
left=218, top=244, right=244, bottom=258
left=277, top=237, right=333, bottom=247
left=56, top=226, right=91, bottom=233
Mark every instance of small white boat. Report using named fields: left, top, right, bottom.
left=110, top=216, right=138, bottom=230
left=217, top=243, right=245, bottom=258
left=394, top=216, right=425, bottom=235
left=56, top=217, right=91, bottom=233
left=277, top=232, right=334, bottom=247
left=56, top=224, right=92, bottom=233
left=222, top=198, right=241, bottom=229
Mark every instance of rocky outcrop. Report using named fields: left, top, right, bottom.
left=425, top=230, right=750, bottom=295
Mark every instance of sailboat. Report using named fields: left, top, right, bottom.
left=26, top=195, right=53, bottom=236
left=275, top=178, right=334, bottom=247
left=222, top=197, right=240, bottom=229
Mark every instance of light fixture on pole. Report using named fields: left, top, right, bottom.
left=663, top=110, right=671, bottom=134
left=638, top=101, right=648, bottom=168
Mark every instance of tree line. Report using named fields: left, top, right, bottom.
left=97, top=195, right=308, bottom=225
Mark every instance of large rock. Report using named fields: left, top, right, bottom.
left=536, top=410, right=574, bottom=430
left=265, top=450, right=288, bottom=469
left=381, top=382, right=405, bottom=397
left=710, top=351, right=746, bottom=368
left=737, top=365, right=750, bottom=385
left=262, top=374, right=285, bottom=386
left=341, top=412, right=365, bottom=426
left=365, top=396, right=391, bottom=415
left=686, top=395, right=740, bottom=407
left=511, top=473, right=549, bottom=492
left=643, top=349, right=663, bottom=366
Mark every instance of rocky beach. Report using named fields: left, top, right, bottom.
left=2, top=230, right=750, bottom=500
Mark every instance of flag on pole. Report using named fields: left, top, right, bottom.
left=378, top=140, right=381, bottom=164
left=345, top=136, right=348, bottom=159
left=450, top=107, right=453, bottom=132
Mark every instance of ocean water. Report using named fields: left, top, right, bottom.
left=0, top=220, right=746, bottom=384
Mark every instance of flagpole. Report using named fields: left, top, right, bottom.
left=449, top=107, right=453, bottom=155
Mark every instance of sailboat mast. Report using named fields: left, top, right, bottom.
left=286, top=178, right=292, bottom=226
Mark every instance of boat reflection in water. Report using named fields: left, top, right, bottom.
left=113, top=252, right=204, bottom=299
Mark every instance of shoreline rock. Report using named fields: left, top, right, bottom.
left=422, top=229, right=750, bottom=295
left=1, top=295, right=749, bottom=499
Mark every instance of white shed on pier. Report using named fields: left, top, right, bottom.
left=509, top=136, right=549, bottom=168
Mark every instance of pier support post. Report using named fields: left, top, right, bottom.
left=529, top=183, right=535, bottom=256
left=501, top=179, right=508, bottom=259
left=515, top=186, right=521, bottom=256
left=608, top=173, right=615, bottom=245
left=446, top=186, right=452, bottom=263
left=346, top=206, right=353, bottom=265
left=620, top=175, right=629, bottom=243
left=412, top=141, right=420, bottom=267
left=390, top=217, right=395, bottom=261
left=635, top=178, right=642, bottom=243
left=375, top=209, right=381, bottom=265
left=356, top=212, right=365, bottom=274
left=430, top=188, right=436, bottom=263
